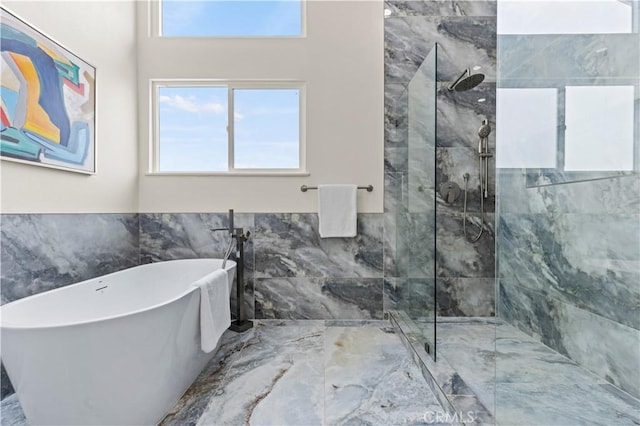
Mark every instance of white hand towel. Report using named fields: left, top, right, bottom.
left=318, top=184, right=358, bottom=238
left=194, top=269, right=231, bottom=353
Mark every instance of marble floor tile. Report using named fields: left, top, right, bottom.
left=325, top=326, right=446, bottom=425
left=0, top=395, right=25, bottom=426
left=398, top=315, right=640, bottom=426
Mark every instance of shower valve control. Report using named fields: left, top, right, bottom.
left=439, top=181, right=461, bottom=204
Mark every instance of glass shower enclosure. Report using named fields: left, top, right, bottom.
left=392, top=44, right=438, bottom=360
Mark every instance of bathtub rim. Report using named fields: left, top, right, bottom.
left=0, top=258, right=236, bottom=331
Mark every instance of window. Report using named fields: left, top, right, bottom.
left=160, top=0, right=303, bottom=37
left=153, top=82, right=304, bottom=173
left=498, top=0, right=633, bottom=35
left=496, top=88, right=558, bottom=169
left=564, top=85, right=634, bottom=171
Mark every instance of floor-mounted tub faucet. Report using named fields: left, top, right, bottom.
left=210, top=209, right=253, bottom=333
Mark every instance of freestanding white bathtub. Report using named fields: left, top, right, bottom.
left=0, top=258, right=236, bottom=425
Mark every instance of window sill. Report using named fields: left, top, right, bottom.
left=146, top=171, right=310, bottom=177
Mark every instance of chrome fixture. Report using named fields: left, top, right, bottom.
left=439, top=181, right=461, bottom=204
left=463, top=119, right=493, bottom=242
left=448, top=69, right=485, bottom=92
left=301, top=184, right=374, bottom=192
left=211, top=209, right=253, bottom=333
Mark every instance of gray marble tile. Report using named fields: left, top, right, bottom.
left=436, top=210, right=495, bottom=278
left=160, top=329, right=254, bottom=425
left=383, top=213, right=399, bottom=278
left=195, top=322, right=325, bottom=426
left=0, top=213, right=139, bottom=305
left=139, top=213, right=255, bottom=319
left=499, top=33, right=640, bottom=84
left=498, top=213, right=640, bottom=329
left=495, top=382, right=640, bottom=426
left=499, top=281, right=640, bottom=399
left=325, top=319, right=391, bottom=328
left=254, top=277, right=383, bottom=320
left=254, top=213, right=383, bottom=279
left=436, top=84, right=496, bottom=150
left=325, top=326, right=447, bottom=426
left=0, top=394, right=25, bottom=426
left=385, top=277, right=436, bottom=321
left=436, top=277, right=495, bottom=317
left=437, top=147, right=496, bottom=213
left=385, top=0, right=496, bottom=17
left=385, top=83, right=409, bottom=148
left=384, top=147, right=408, bottom=230
left=447, top=395, right=494, bottom=425
left=497, top=171, right=640, bottom=215
left=385, top=16, right=496, bottom=85
left=395, top=212, right=436, bottom=278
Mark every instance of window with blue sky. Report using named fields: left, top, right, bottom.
left=156, top=85, right=301, bottom=172
left=161, top=0, right=303, bottom=37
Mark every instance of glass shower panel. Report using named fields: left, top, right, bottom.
left=496, top=1, right=640, bottom=424
left=396, top=44, right=437, bottom=359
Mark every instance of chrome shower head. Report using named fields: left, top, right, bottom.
left=448, top=69, right=485, bottom=92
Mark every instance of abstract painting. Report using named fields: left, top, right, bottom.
left=0, top=7, right=95, bottom=174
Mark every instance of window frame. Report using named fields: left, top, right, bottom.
left=149, top=80, right=307, bottom=176
left=150, top=0, right=307, bottom=39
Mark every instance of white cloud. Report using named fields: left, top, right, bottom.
left=234, top=112, right=245, bottom=121
left=159, top=94, right=225, bottom=115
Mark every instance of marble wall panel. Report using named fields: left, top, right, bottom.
left=254, top=277, right=383, bottom=320
left=385, top=1, right=497, bottom=18
left=0, top=214, right=139, bottom=304
left=139, top=213, right=255, bottom=320
left=254, top=213, right=383, bottom=279
left=499, top=33, right=640, bottom=84
left=499, top=280, right=640, bottom=399
left=385, top=16, right=497, bottom=85
left=497, top=170, right=640, bottom=215
left=436, top=210, right=495, bottom=278
left=436, top=277, right=495, bottom=316
left=436, top=147, right=496, bottom=213
left=498, top=212, right=640, bottom=329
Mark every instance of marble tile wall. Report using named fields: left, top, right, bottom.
left=384, top=0, right=497, bottom=318
left=139, top=213, right=385, bottom=321
left=496, top=169, right=640, bottom=398
left=0, top=213, right=140, bottom=399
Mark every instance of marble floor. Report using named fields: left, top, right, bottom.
left=1, top=320, right=451, bottom=426
left=412, top=317, right=640, bottom=426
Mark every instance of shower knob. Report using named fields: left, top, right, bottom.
left=439, top=181, right=461, bottom=204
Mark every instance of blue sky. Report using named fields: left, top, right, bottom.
left=158, top=1, right=301, bottom=172
left=158, top=86, right=300, bottom=171
left=162, top=0, right=302, bottom=37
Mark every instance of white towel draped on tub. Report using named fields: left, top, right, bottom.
left=194, top=269, right=231, bottom=353
left=318, top=184, right=358, bottom=238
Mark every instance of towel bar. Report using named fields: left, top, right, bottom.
left=300, top=185, right=374, bottom=192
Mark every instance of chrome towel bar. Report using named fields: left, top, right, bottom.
left=300, top=185, right=373, bottom=192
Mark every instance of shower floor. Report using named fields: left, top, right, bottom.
left=0, top=320, right=451, bottom=426
left=401, top=315, right=640, bottom=425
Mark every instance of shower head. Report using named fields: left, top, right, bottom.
left=448, top=69, right=485, bottom=92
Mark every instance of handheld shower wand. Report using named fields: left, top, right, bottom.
left=463, top=119, right=492, bottom=243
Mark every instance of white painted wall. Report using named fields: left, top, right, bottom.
left=137, top=0, right=384, bottom=213
left=0, top=1, right=138, bottom=214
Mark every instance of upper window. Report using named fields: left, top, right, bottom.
left=498, top=0, right=633, bottom=35
left=160, top=0, right=303, bottom=37
left=153, top=82, right=303, bottom=173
